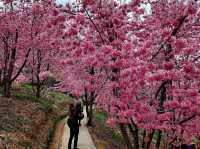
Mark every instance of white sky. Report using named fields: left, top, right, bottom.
left=56, top=0, right=69, bottom=5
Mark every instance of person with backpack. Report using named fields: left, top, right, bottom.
left=75, top=99, right=83, bottom=126
left=67, top=102, right=84, bottom=149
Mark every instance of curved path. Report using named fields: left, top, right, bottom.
left=60, top=107, right=96, bottom=149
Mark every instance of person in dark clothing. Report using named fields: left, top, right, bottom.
left=67, top=103, right=84, bottom=149
left=75, top=100, right=83, bottom=126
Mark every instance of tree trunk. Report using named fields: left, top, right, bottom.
left=128, top=121, right=140, bottom=149
left=85, top=102, right=89, bottom=117
left=87, top=103, right=93, bottom=126
left=0, top=69, right=2, bottom=85
left=87, top=91, right=95, bottom=126
left=3, top=81, right=12, bottom=97
left=119, top=124, right=134, bottom=149
left=145, top=130, right=155, bottom=149
left=35, top=49, right=41, bottom=98
left=1, top=31, right=29, bottom=98
left=36, top=83, right=41, bottom=98
left=84, top=87, right=89, bottom=117
left=2, top=48, right=16, bottom=98
left=142, top=130, right=147, bottom=148
left=36, top=70, right=41, bottom=98
left=156, top=130, right=162, bottom=149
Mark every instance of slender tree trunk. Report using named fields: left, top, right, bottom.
left=156, top=130, right=162, bottom=149
left=0, top=69, right=2, bottom=85
left=3, top=48, right=16, bottom=98
left=3, top=81, right=12, bottom=97
left=84, top=87, right=89, bottom=117
left=87, top=91, right=95, bottom=126
left=47, top=63, right=50, bottom=71
left=128, top=121, right=140, bottom=149
left=119, top=124, right=134, bottom=149
left=36, top=83, right=41, bottom=98
left=145, top=130, right=155, bottom=149
left=87, top=103, right=93, bottom=126
left=35, top=49, right=41, bottom=98
left=142, top=130, right=147, bottom=148
left=87, top=67, right=95, bottom=126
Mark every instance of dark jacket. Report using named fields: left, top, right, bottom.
left=68, top=110, right=84, bottom=128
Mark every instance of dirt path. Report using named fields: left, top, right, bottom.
left=61, top=106, right=96, bottom=149
left=51, top=107, right=96, bottom=149
left=60, top=118, right=96, bottom=149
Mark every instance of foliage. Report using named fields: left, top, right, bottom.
left=111, top=131, right=123, bottom=142
left=94, top=111, right=107, bottom=122
left=55, top=0, right=200, bottom=146
left=0, top=0, right=200, bottom=147
left=21, top=83, right=33, bottom=91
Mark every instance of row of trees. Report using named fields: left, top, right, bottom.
left=56, top=0, right=200, bottom=148
left=0, top=0, right=200, bottom=148
left=0, top=0, right=65, bottom=97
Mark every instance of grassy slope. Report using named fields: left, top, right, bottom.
left=89, top=109, right=126, bottom=149
left=0, top=83, right=73, bottom=149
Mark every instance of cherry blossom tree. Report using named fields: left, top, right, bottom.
left=57, top=0, right=200, bottom=148
left=0, top=0, right=66, bottom=97
left=24, top=4, right=66, bottom=97
left=1, top=0, right=199, bottom=148
left=0, top=0, right=33, bottom=97
left=56, top=0, right=144, bottom=147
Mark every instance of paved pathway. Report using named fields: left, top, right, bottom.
left=60, top=107, right=96, bottom=149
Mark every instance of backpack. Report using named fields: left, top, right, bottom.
left=67, top=117, right=74, bottom=127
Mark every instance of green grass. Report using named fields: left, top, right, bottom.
left=94, top=112, right=107, bottom=122
left=111, top=131, right=123, bottom=141
left=47, top=91, right=73, bottom=102
left=21, top=83, right=33, bottom=91
left=1, top=83, right=73, bottom=112
left=13, top=92, right=54, bottom=111
left=94, top=111, right=124, bottom=142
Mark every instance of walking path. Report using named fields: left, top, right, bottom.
left=60, top=107, right=96, bottom=149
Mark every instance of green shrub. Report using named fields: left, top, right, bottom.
left=112, top=131, right=123, bottom=141
left=94, top=112, right=107, bottom=122
left=21, top=83, right=33, bottom=91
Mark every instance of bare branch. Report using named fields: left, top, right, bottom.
left=83, top=7, right=105, bottom=44
left=10, top=48, right=31, bottom=82
left=150, top=16, right=187, bottom=61
left=178, top=114, right=196, bottom=124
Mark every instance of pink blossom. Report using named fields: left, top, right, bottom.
left=162, top=61, right=174, bottom=70
left=106, top=118, right=116, bottom=127
left=76, top=14, right=85, bottom=24
left=52, top=9, right=59, bottom=16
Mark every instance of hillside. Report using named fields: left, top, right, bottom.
left=0, top=84, right=72, bottom=149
